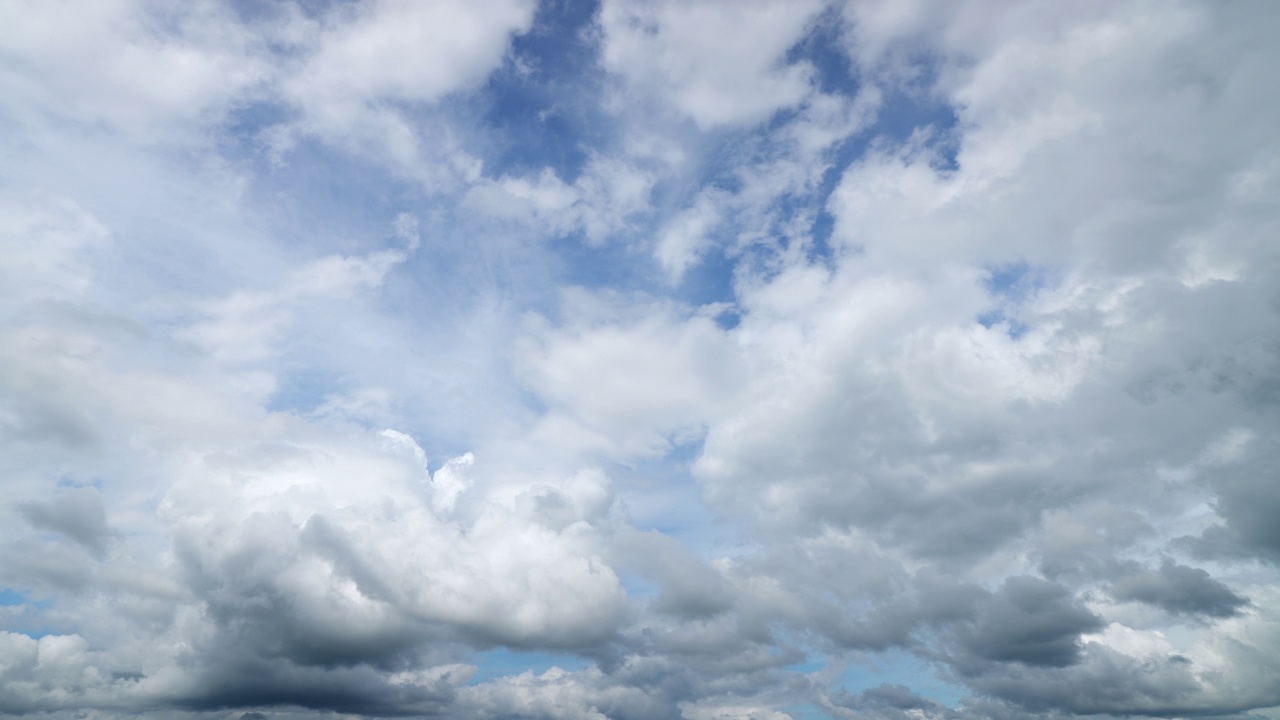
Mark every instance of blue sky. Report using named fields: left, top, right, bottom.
left=2, top=2, right=1280, bottom=719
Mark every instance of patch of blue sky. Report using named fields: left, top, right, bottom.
left=978, top=261, right=1045, bottom=338
left=808, top=85, right=959, bottom=257
left=217, top=99, right=295, bottom=162
left=982, top=261, right=1042, bottom=299
left=471, top=0, right=610, bottom=183
left=245, top=139, right=422, bottom=254
left=265, top=365, right=345, bottom=416
left=837, top=648, right=967, bottom=708
left=785, top=5, right=858, bottom=98
left=543, top=231, right=660, bottom=302
left=0, top=626, right=56, bottom=640
left=618, top=572, right=660, bottom=600
left=773, top=637, right=838, bottom=720
left=673, top=244, right=739, bottom=312
left=873, top=88, right=959, bottom=164
left=977, top=310, right=1030, bottom=339
left=606, top=433, right=750, bottom=560
left=612, top=453, right=719, bottom=540
left=227, top=0, right=338, bottom=26
left=55, top=475, right=104, bottom=492
left=466, top=647, right=593, bottom=685
left=0, top=589, right=57, bottom=639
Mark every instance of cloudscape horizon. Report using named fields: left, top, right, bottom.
left=2, top=1, right=1279, bottom=719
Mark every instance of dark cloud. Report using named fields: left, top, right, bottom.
left=957, top=644, right=1222, bottom=717
left=950, top=577, right=1104, bottom=670
left=172, top=519, right=433, bottom=672
left=827, top=683, right=962, bottom=720
left=175, top=658, right=463, bottom=717
left=1207, top=440, right=1280, bottom=562
left=1110, top=560, right=1249, bottom=618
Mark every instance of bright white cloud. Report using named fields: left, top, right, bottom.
left=598, top=0, right=826, bottom=129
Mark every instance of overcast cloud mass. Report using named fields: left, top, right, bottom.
left=2, top=1, right=1279, bottom=719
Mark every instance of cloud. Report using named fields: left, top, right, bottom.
left=0, top=0, right=269, bottom=142
left=282, top=0, right=536, bottom=149
left=181, top=232, right=418, bottom=364
left=1110, top=560, right=1249, bottom=619
left=517, top=291, right=743, bottom=459
left=949, top=577, right=1104, bottom=669
left=2, top=1, right=1279, bottom=719
left=655, top=190, right=724, bottom=281
left=823, top=683, right=960, bottom=720
left=18, top=487, right=113, bottom=557
left=597, top=0, right=826, bottom=129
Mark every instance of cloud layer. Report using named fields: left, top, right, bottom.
left=2, top=1, right=1279, bottom=719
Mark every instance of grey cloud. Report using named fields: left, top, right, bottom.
left=18, top=486, right=112, bottom=555
left=613, top=529, right=736, bottom=620
left=950, top=577, right=1104, bottom=670
left=826, top=683, right=962, bottom=720
left=173, top=658, right=465, bottom=717
left=1206, top=438, right=1280, bottom=562
left=956, top=645, right=1214, bottom=717
left=171, top=517, right=432, bottom=673
left=1110, top=560, right=1249, bottom=618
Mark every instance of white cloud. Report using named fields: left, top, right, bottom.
left=0, top=0, right=268, bottom=142
left=0, top=197, right=108, bottom=304
left=598, top=0, right=826, bottom=129
left=181, top=227, right=417, bottom=364
left=283, top=0, right=535, bottom=141
left=465, top=156, right=658, bottom=244
left=517, top=291, right=742, bottom=459
left=655, top=190, right=724, bottom=281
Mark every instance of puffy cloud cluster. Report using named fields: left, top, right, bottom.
left=2, top=1, right=1279, bottom=719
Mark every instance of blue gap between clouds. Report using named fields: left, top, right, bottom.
left=978, top=261, right=1041, bottom=338
left=265, top=365, right=344, bottom=416
left=808, top=88, right=959, bottom=264
left=783, top=647, right=967, bottom=712
left=669, top=19, right=963, bottom=304
left=248, top=137, right=421, bottom=258
left=475, top=0, right=608, bottom=183
left=802, top=24, right=959, bottom=263
left=612, top=438, right=728, bottom=542
left=0, top=588, right=54, bottom=611
left=548, top=230, right=660, bottom=302
left=836, top=649, right=967, bottom=708
left=785, top=5, right=857, bottom=97
left=0, top=588, right=58, bottom=639
left=467, top=647, right=592, bottom=685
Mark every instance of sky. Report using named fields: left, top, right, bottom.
left=1, top=1, right=1279, bottom=719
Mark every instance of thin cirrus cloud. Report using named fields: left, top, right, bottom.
left=1, top=1, right=1278, bottom=719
